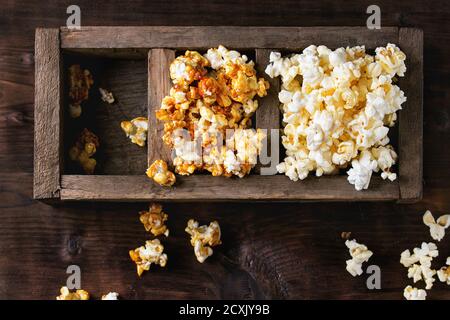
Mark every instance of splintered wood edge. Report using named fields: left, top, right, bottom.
left=60, top=26, right=399, bottom=49
left=398, top=28, right=424, bottom=203
left=60, top=175, right=399, bottom=201
left=33, top=28, right=62, bottom=200
left=148, top=49, right=175, bottom=165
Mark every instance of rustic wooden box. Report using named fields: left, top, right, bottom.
left=33, top=26, right=423, bottom=202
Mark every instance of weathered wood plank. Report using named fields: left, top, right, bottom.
left=60, top=174, right=399, bottom=201
left=255, top=49, right=281, bottom=174
left=33, top=28, right=62, bottom=200
left=60, top=26, right=399, bottom=50
left=147, top=49, right=175, bottom=165
left=398, top=28, right=423, bottom=203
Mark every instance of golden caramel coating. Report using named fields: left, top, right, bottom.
left=121, top=116, right=148, bottom=147
left=129, top=239, right=168, bottom=277
left=56, top=286, right=90, bottom=300
left=185, top=219, right=222, bottom=263
left=146, top=160, right=176, bottom=187
left=69, top=128, right=100, bottom=174
left=139, top=203, right=169, bottom=237
left=68, top=65, right=94, bottom=118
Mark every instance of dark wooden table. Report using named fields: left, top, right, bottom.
left=1, top=0, right=449, bottom=300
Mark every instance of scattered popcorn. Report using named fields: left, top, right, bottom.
left=423, top=210, right=450, bottom=242
left=266, top=44, right=406, bottom=190
left=139, top=203, right=169, bottom=237
left=146, top=159, right=176, bottom=187
left=56, top=286, right=90, bottom=300
left=121, top=117, right=148, bottom=147
left=400, top=242, right=438, bottom=290
left=99, top=87, right=115, bottom=104
left=101, top=292, right=119, bottom=300
left=68, top=64, right=94, bottom=118
left=437, top=257, right=450, bottom=285
left=185, top=219, right=221, bottom=263
left=156, top=46, right=269, bottom=178
left=341, top=231, right=352, bottom=240
left=403, top=285, right=427, bottom=300
left=345, top=239, right=373, bottom=276
left=69, top=128, right=100, bottom=174
left=129, top=239, right=168, bottom=276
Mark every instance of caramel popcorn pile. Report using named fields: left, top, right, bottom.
left=69, top=128, right=100, bottom=174
left=121, top=117, right=148, bottom=147
left=146, top=159, right=176, bottom=187
left=185, top=219, right=221, bottom=263
left=139, top=203, right=169, bottom=237
left=56, top=286, right=90, bottom=300
left=68, top=64, right=94, bottom=118
left=129, top=239, right=168, bottom=276
left=266, top=44, right=406, bottom=190
left=156, top=46, right=269, bottom=178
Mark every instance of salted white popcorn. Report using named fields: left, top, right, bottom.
left=423, top=210, right=450, bottom=242
left=266, top=44, right=406, bottom=190
left=101, top=292, right=119, bottom=300
left=403, top=286, right=427, bottom=300
left=345, top=239, right=373, bottom=277
left=437, top=257, right=450, bottom=285
left=400, top=242, right=438, bottom=290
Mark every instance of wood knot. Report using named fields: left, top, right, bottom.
left=67, top=235, right=82, bottom=256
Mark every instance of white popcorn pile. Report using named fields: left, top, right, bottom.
left=345, top=239, right=373, bottom=276
left=101, top=292, right=119, bottom=300
left=423, top=210, right=450, bottom=242
left=400, top=242, right=438, bottom=290
left=185, top=219, right=222, bottom=263
left=437, top=257, right=450, bottom=285
left=403, top=285, right=427, bottom=300
left=265, top=44, right=406, bottom=190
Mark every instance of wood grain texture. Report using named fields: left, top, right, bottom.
left=255, top=49, right=281, bottom=174
left=398, top=28, right=424, bottom=203
left=60, top=26, right=399, bottom=50
left=60, top=174, right=399, bottom=201
left=147, top=49, right=175, bottom=165
left=33, top=28, right=61, bottom=199
left=1, top=0, right=449, bottom=300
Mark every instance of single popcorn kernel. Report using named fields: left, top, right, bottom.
left=139, top=203, right=169, bottom=237
left=99, top=87, right=115, bottom=104
left=345, top=239, right=373, bottom=277
left=68, top=64, right=94, bottom=118
left=69, top=128, right=100, bottom=174
left=185, top=219, right=221, bottom=263
left=121, top=117, right=148, bottom=147
left=146, top=160, right=176, bottom=187
left=129, top=239, right=168, bottom=277
left=403, top=285, right=426, bottom=300
left=101, top=292, right=119, bottom=300
left=56, top=286, right=90, bottom=300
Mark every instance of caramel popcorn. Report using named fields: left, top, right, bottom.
left=129, top=239, right=168, bottom=276
left=266, top=44, right=406, bottom=190
left=156, top=46, right=269, bottom=178
left=69, top=128, right=100, bottom=174
left=121, top=117, right=148, bottom=147
left=185, top=219, right=221, bottom=263
left=68, top=64, right=94, bottom=118
left=146, top=159, right=176, bottom=187
left=139, top=203, right=169, bottom=237
left=99, top=87, right=115, bottom=104
left=56, top=286, right=90, bottom=300
left=101, top=292, right=119, bottom=300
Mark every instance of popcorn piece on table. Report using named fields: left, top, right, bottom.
left=423, top=210, right=450, bottom=242
left=139, top=203, right=169, bottom=237
left=345, top=239, right=373, bottom=277
left=156, top=45, right=269, bottom=178
left=146, top=160, right=176, bottom=187
left=68, top=64, right=94, bottom=118
left=129, top=239, right=168, bottom=277
left=69, top=128, right=100, bottom=174
left=185, top=219, right=221, bottom=263
left=56, top=286, right=90, bottom=300
left=265, top=44, right=406, bottom=191
left=403, top=285, right=427, bottom=300
left=101, top=292, right=119, bottom=300
left=121, top=116, right=148, bottom=147
left=437, top=257, right=450, bottom=285
left=400, top=242, right=438, bottom=290
left=99, top=87, right=115, bottom=104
